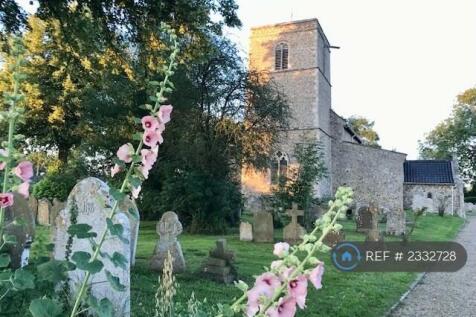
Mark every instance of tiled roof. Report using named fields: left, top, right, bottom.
left=404, top=160, right=454, bottom=184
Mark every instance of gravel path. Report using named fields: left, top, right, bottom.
left=391, top=215, right=476, bottom=317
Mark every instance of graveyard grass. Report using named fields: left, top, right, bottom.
left=31, top=211, right=464, bottom=317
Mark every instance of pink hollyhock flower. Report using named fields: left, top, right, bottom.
left=17, top=182, right=29, bottom=198
left=309, top=263, right=324, bottom=290
left=141, top=148, right=158, bottom=169
left=157, top=105, right=173, bottom=124
left=138, top=165, right=150, bottom=179
left=131, top=185, right=141, bottom=199
left=117, top=143, right=134, bottom=163
left=0, top=193, right=14, bottom=208
left=111, top=164, right=122, bottom=177
left=0, top=149, right=8, bottom=170
left=143, top=130, right=160, bottom=147
left=288, top=275, right=308, bottom=309
left=273, top=242, right=290, bottom=258
left=141, top=115, right=159, bottom=131
left=14, top=161, right=34, bottom=182
left=266, top=297, right=297, bottom=317
left=246, top=273, right=281, bottom=316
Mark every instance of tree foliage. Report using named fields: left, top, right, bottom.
left=419, top=87, right=476, bottom=185
left=347, top=115, right=380, bottom=147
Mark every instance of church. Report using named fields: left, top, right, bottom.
left=241, top=18, right=465, bottom=235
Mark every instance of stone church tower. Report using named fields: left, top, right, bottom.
left=242, top=18, right=334, bottom=208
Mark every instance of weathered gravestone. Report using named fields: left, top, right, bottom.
left=355, top=206, right=373, bottom=233
left=53, top=177, right=132, bottom=316
left=201, top=239, right=237, bottom=284
left=365, top=205, right=384, bottom=242
left=150, top=211, right=185, bottom=273
left=4, top=193, right=35, bottom=268
left=37, top=199, right=51, bottom=225
left=121, top=197, right=140, bottom=266
left=51, top=198, right=66, bottom=225
left=239, top=222, right=253, bottom=241
left=253, top=211, right=274, bottom=243
left=323, top=230, right=345, bottom=248
left=283, top=203, right=306, bottom=244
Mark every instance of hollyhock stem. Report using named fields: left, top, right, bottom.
left=69, top=32, right=178, bottom=317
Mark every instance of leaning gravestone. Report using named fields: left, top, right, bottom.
left=283, top=203, right=306, bottom=244
left=253, top=211, right=274, bottom=243
left=150, top=211, right=185, bottom=273
left=355, top=206, right=373, bottom=233
left=37, top=199, right=51, bottom=225
left=239, top=222, right=253, bottom=241
left=201, top=239, right=237, bottom=284
left=53, top=177, right=131, bottom=316
left=323, top=230, right=345, bottom=248
left=4, top=193, right=35, bottom=268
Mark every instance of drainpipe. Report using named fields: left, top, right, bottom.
left=451, top=185, right=454, bottom=216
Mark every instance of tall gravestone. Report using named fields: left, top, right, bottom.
left=53, top=177, right=133, bottom=316
left=253, top=211, right=274, bottom=243
left=239, top=222, right=253, bottom=241
left=37, top=199, right=51, bottom=225
left=4, top=193, right=35, bottom=268
left=283, top=203, right=306, bottom=244
left=150, top=211, right=186, bottom=272
left=355, top=206, right=373, bottom=233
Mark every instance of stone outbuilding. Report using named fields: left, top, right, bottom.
left=403, top=160, right=465, bottom=217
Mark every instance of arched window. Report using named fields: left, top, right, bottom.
left=271, top=151, right=289, bottom=184
left=275, top=43, right=288, bottom=71
left=427, top=192, right=433, bottom=199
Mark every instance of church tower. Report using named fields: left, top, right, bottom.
left=242, top=18, right=333, bottom=208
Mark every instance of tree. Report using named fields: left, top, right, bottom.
left=347, top=116, right=380, bottom=147
left=419, top=87, right=476, bottom=185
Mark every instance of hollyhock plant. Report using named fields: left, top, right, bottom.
left=273, top=242, right=290, bottom=258
left=111, top=164, right=122, bottom=177
left=141, top=147, right=158, bottom=169
left=14, top=161, right=33, bottom=182
left=0, top=149, right=8, bottom=171
left=17, top=182, right=29, bottom=198
left=288, top=275, right=308, bottom=309
left=141, top=115, right=159, bottom=131
left=157, top=104, right=173, bottom=124
left=117, top=143, right=134, bottom=163
left=0, top=193, right=14, bottom=208
left=143, top=129, right=161, bottom=147
left=266, top=297, right=297, bottom=317
left=309, top=263, right=325, bottom=290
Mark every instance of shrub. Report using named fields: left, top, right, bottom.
left=465, top=196, right=476, bottom=204
left=32, top=173, right=76, bottom=201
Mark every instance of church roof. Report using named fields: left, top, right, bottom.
left=404, top=160, right=454, bottom=185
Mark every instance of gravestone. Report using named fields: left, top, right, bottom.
left=323, top=230, right=345, bottom=248
left=365, top=205, right=384, bottom=242
left=201, top=239, right=236, bottom=284
left=355, top=206, right=373, bottom=233
left=53, top=177, right=131, bottom=316
left=28, top=196, right=38, bottom=223
left=253, top=211, right=274, bottom=243
left=120, top=197, right=140, bottom=266
left=4, top=193, right=35, bottom=268
left=283, top=203, right=306, bottom=244
left=37, top=199, right=51, bottom=225
left=150, top=211, right=185, bottom=273
left=239, top=222, right=253, bottom=241
left=51, top=198, right=66, bottom=225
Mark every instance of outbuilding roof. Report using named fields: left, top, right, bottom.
left=403, top=160, right=454, bottom=185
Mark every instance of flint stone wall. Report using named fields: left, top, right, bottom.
left=403, top=184, right=461, bottom=215
left=331, top=141, right=407, bottom=235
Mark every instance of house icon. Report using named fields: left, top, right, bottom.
left=341, top=251, right=353, bottom=262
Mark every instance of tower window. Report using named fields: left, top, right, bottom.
left=275, top=43, right=288, bottom=71
left=271, top=151, right=289, bottom=184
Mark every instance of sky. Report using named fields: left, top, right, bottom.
left=225, top=0, right=476, bottom=158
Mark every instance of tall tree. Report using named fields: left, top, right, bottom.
left=347, top=115, right=380, bottom=147
left=419, top=87, right=476, bottom=185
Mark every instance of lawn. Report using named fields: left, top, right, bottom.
left=28, top=212, right=464, bottom=317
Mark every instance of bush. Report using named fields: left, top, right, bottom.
left=33, top=173, right=76, bottom=201
left=465, top=196, right=476, bottom=204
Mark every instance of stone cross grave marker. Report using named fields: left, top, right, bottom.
left=4, top=193, right=35, bottom=268
left=37, top=199, right=51, bottom=225
left=150, top=211, right=186, bottom=272
left=355, top=206, right=373, bottom=233
left=253, top=211, right=274, bottom=243
left=201, top=239, right=236, bottom=284
left=239, top=221, right=253, bottom=241
left=53, top=177, right=132, bottom=316
left=283, top=203, right=306, bottom=244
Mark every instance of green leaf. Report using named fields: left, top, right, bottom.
left=67, top=223, right=97, bottom=239
left=110, top=252, right=128, bottom=270
left=106, top=218, right=123, bottom=237
left=148, top=80, right=160, bottom=87
left=37, top=260, right=74, bottom=283
left=29, top=298, right=63, bottom=317
left=109, top=187, right=126, bottom=203
left=87, top=296, right=114, bottom=317
left=105, top=270, right=126, bottom=292
left=3, top=234, right=17, bottom=246
left=12, top=269, right=35, bottom=290
left=129, top=177, right=142, bottom=189
left=71, top=251, right=104, bottom=274
left=132, top=132, right=143, bottom=141
left=128, top=207, right=139, bottom=221
left=0, top=253, right=10, bottom=268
